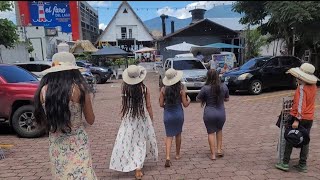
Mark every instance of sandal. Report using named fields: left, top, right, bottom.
left=135, top=171, right=143, bottom=180
left=210, top=154, right=216, bottom=161
left=217, top=152, right=224, bottom=157
left=175, top=155, right=181, bottom=160
left=165, top=159, right=172, bottom=168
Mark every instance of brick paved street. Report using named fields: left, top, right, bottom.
left=0, top=72, right=320, bottom=180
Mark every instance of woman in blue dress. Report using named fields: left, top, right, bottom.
left=159, top=68, right=190, bottom=167
left=197, top=69, right=229, bottom=160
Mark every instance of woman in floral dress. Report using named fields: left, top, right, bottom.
left=109, top=65, right=158, bottom=179
left=34, top=52, right=97, bottom=179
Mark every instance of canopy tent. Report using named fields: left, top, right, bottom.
left=165, top=41, right=200, bottom=51
left=134, top=47, right=156, bottom=53
left=92, top=46, right=129, bottom=68
left=204, top=42, right=243, bottom=49
left=92, top=46, right=128, bottom=56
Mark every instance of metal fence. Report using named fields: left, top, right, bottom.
left=277, top=96, right=294, bottom=163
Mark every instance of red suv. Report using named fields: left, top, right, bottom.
left=0, top=64, right=45, bottom=138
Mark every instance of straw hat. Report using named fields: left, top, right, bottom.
left=162, top=68, right=183, bottom=86
left=286, top=63, right=319, bottom=85
left=123, top=65, right=147, bottom=85
left=41, top=52, right=84, bottom=75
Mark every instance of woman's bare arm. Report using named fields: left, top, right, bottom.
left=159, top=87, right=165, bottom=108
left=181, top=89, right=190, bottom=107
left=146, top=87, right=154, bottom=121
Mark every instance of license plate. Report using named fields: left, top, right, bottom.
left=194, top=82, right=202, bottom=87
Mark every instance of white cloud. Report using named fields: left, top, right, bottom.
left=0, top=2, right=16, bottom=24
left=87, top=1, right=112, bottom=8
left=99, top=23, right=107, bottom=30
left=157, top=1, right=235, bottom=19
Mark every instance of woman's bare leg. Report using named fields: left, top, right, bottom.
left=208, top=133, right=216, bottom=160
left=216, top=130, right=223, bottom=154
left=166, top=137, right=173, bottom=160
left=175, top=133, right=182, bottom=159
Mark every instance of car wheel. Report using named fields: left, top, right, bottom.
left=11, top=105, right=45, bottom=138
left=249, top=80, right=262, bottom=95
left=93, top=74, right=101, bottom=84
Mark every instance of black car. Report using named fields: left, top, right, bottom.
left=222, top=56, right=302, bottom=95
left=76, top=61, right=113, bottom=84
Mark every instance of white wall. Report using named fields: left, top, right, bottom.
left=17, top=26, right=72, bottom=61
left=260, top=39, right=286, bottom=56
left=0, top=43, right=29, bottom=64
left=99, top=3, right=153, bottom=42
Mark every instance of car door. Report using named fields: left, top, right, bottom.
left=260, top=57, right=282, bottom=88
left=279, top=57, right=295, bottom=86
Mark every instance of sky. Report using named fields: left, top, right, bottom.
left=0, top=1, right=234, bottom=30
left=88, top=1, right=235, bottom=29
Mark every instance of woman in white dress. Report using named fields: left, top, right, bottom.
left=109, top=65, right=158, bottom=179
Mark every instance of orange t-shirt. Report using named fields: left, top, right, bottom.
left=290, top=84, right=317, bottom=120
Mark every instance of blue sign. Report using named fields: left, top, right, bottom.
left=29, top=1, right=72, bottom=33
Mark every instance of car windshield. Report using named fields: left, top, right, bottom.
left=173, top=60, right=205, bottom=70
left=0, top=66, right=39, bottom=83
left=240, top=57, right=271, bottom=70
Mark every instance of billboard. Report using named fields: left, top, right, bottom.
left=28, top=1, right=72, bottom=33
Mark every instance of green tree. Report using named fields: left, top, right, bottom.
left=245, top=28, right=268, bottom=59
left=0, top=1, right=19, bottom=48
left=233, top=1, right=320, bottom=57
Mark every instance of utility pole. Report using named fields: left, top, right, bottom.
left=291, top=27, right=295, bottom=56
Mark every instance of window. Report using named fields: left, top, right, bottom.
left=129, top=29, right=132, bottom=38
left=0, top=66, right=38, bottom=83
left=280, top=57, right=293, bottom=67
left=173, top=60, right=205, bottom=70
left=266, top=58, right=279, bottom=67
left=121, top=27, right=127, bottom=39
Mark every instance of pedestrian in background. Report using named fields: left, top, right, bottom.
left=197, top=69, right=229, bottom=160
left=34, top=52, right=97, bottom=179
left=220, top=63, right=230, bottom=75
left=276, top=63, right=318, bottom=173
left=109, top=65, right=158, bottom=179
left=159, top=68, right=191, bottom=167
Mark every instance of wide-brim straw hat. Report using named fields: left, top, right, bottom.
left=286, top=63, right=319, bottom=85
left=163, top=68, right=183, bottom=86
left=41, top=52, right=85, bottom=75
left=123, top=65, right=147, bottom=85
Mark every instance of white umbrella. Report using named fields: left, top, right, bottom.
left=134, top=47, right=156, bottom=53
left=165, top=41, right=200, bottom=51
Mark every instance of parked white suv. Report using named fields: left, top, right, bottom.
left=14, top=61, right=52, bottom=78
left=159, top=56, right=208, bottom=94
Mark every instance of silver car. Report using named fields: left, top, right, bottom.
left=159, top=56, right=207, bottom=94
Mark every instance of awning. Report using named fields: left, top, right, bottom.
left=204, top=42, right=243, bottom=49
left=165, top=41, right=200, bottom=51
left=134, top=47, right=156, bottom=53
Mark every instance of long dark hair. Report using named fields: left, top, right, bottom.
left=34, top=69, right=89, bottom=133
left=121, top=82, right=147, bottom=119
left=165, top=81, right=181, bottom=105
left=201, top=69, right=222, bottom=106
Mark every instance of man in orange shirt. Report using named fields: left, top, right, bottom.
left=276, top=63, right=318, bottom=172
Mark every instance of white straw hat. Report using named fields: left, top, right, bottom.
left=123, top=65, right=147, bottom=85
left=162, top=68, right=183, bottom=86
left=286, top=63, right=319, bottom=84
left=41, top=52, right=84, bottom=75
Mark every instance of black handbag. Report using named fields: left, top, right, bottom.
left=276, top=111, right=294, bottom=128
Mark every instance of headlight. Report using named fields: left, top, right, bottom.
left=99, top=68, right=108, bottom=72
left=237, top=73, right=252, bottom=80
